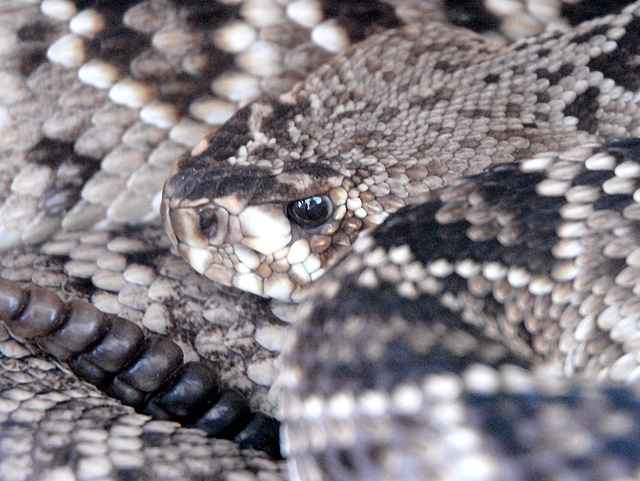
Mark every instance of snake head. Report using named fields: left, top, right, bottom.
left=161, top=99, right=389, bottom=301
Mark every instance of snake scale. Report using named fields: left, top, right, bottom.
left=1, top=0, right=640, bottom=480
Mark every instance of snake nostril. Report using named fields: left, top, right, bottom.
left=196, top=206, right=219, bottom=239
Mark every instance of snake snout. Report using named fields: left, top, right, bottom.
left=166, top=202, right=231, bottom=252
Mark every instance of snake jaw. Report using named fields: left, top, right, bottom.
left=161, top=186, right=329, bottom=300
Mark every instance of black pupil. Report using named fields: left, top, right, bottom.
left=287, top=196, right=332, bottom=228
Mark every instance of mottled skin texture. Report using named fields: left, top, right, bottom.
left=164, top=6, right=640, bottom=301
left=1, top=1, right=640, bottom=481
left=281, top=142, right=640, bottom=480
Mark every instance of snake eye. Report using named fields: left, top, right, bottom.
left=286, top=195, right=333, bottom=228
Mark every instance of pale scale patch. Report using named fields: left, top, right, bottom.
left=561, top=145, right=601, bottom=162
left=211, top=72, right=261, bottom=103
left=247, top=357, right=277, bottom=386
left=610, top=316, right=640, bottom=343
left=234, top=244, right=261, bottom=270
left=169, top=119, right=211, bottom=147
left=78, top=59, right=120, bottom=88
left=273, top=246, right=288, bottom=261
left=290, top=285, right=308, bottom=302
left=237, top=41, right=282, bottom=77
left=109, top=78, right=155, bottom=109
left=626, top=248, right=640, bottom=266
left=463, top=364, right=501, bottom=396
left=110, top=452, right=145, bottom=470
left=529, top=276, right=554, bottom=295
left=289, top=262, right=311, bottom=285
left=92, top=269, right=125, bottom=292
left=430, top=400, right=466, bottom=426
left=551, top=261, right=580, bottom=281
left=443, top=425, right=483, bottom=453
left=357, top=268, right=378, bottom=289
left=302, top=395, right=324, bottom=421
left=455, top=259, right=481, bottom=278
left=422, top=374, right=463, bottom=400
left=264, top=273, right=295, bottom=299
left=77, top=456, right=112, bottom=478
left=596, top=304, right=622, bottom=330
left=328, top=186, right=348, bottom=205
left=309, top=268, right=325, bottom=281
left=565, top=185, right=600, bottom=203
left=397, top=281, right=419, bottom=299
left=485, top=0, right=524, bottom=16
left=391, top=384, right=423, bottom=415
left=241, top=0, right=283, bottom=27
left=427, top=259, right=455, bottom=278
left=46, top=34, right=85, bottom=68
left=239, top=212, right=292, bottom=255
left=41, top=0, right=77, bottom=20
left=402, top=261, right=428, bottom=282
left=598, top=76, right=616, bottom=94
left=302, top=254, right=321, bottom=274
left=609, top=352, right=638, bottom=382
left=602, top=177, right=637, bottom=195
left=151, top=28, right=199, bottom=54
left=388, top=244, right=413, bottom=265
left=141, top=303, right=173, bottom=335
left=213, top=21, right=256, bottom=53
left=40, top=467, right=76, bottom=481
left=552, top=239, right=585, bottom=258
left=235, top=262, right=251, bottom=274
left=333, top=204, right=347, bottom=220
left=519, top=153, right=554, bottom=172
left=536, top=179, right=570, bottom=196
left=357, top=390, right=390, bottom=417
left=615, top=161, right=640, bottom=178
left=287, top=239, right=311, bottom=264
left=0, top=341, right=30, bottom=359
left=327, top=392, right=356, bottom=420
left=354, top=207, right=368, bottom=218
left=500, top=365, right=536, bottom=394
left=190, top=97, right=239, bottom=125
left=233, top=272, right=263, bottom=296
left=185, top=246, right=213, bottom=274
left=346, top=196, right=362, bottom=210
left=557, top=220, right=588, bottom=238
left=585, top=152, right=617, bottom=170
left=69, top=9, right=106, bottom=37
left=455, top=454, right=499, bottom=481
left=140, top=102, right=180, bottom=129
left=286, top=0, right=323, bottom=28
left=11, top=164, right=54, bottom=197
left=507, top=266, right=531, bottom=288
left=623, top=203, right=640, bottom=220
left=573, top=315, right=596, bottom=342
left=255, top=323, right=290, bottom=351
left=311, top=20, right=349, bottom=53
left=482, top=262, right=507, bottom=281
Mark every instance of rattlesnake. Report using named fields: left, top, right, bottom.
left=1, top=1, right=640, bottom=480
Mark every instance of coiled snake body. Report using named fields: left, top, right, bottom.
left=2, top=1, right=640, bottom=480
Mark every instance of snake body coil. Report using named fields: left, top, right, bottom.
left=0, top=277, right=281, bottom=458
